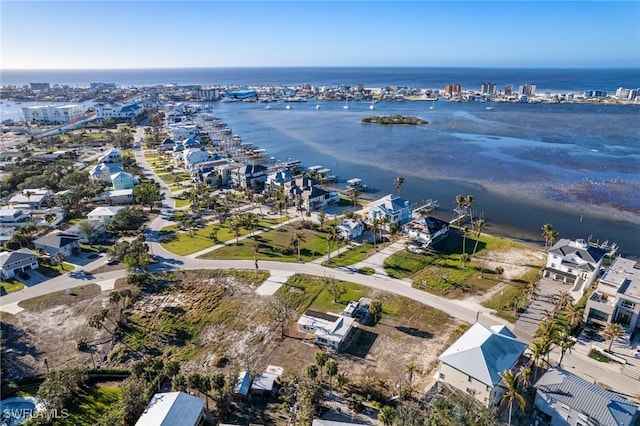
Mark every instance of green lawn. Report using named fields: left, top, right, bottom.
left=18, top=284, right=101, bottom=312
left=322, top=242, right=378, bottom=268
left=588, top=349, right=612, bottom=363
left=200, top=222, right=330, bottom=262
left=161, top=216, right=285, bottom=256
left=38, top=262, right=75, bottom=278
left=0, top=279, right=24, bottom=294
left=174, top=198, right=191, bottom=208
left=57, top=384, right=121, bottom=425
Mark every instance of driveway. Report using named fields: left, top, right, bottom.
left=514, top=277, right=568, bottom=337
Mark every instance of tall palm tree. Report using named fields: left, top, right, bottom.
left=393, top=176, right=406, bottom=196
left=498, top=370, right=526, bottom=426
left=290, top=231, right=306, bottom=261
left=554, top=290, right=573, bottom=313
left=454, top=194, right=466, bottom=225
left=555, top=329, right=575, bottom=367
left=535, top=319, right=558, bottom=341
left=529, top=338, right=552, bottom=380
left=471, top=219, right=485, bottom=258
left=326, top=359, right=338, bottom=393
left=564, top=303, right=584, bottom=331
left=602, top=322, right=624, bottom=352
left=378, top=406, right=395, bottom=426
left=465, top=195, right=475, bottom=227
left=461, top=226, right=470, bottom=255
left=228, top=216, right=242, bottom=244
left=541, top=223, right=556, bottom=250
left=315, top=351, right=328, bottom=382
left=306, top=364, right=318, bottom=381
left=405, top=362, right=420, bottom=391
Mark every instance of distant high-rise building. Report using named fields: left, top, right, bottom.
left=504, top=84, right=513, bottom=96
left=480, top=83, right=496, bottom=95
left=445, top=83, right=462, bottom=96
left=519, top=84, right=536, bottom=97
left=584, top=90, right=608, bottom=98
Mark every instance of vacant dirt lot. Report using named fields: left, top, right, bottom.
left=1, top=270, right=463, bottom=397
left=478, top=247, right=545, bottom=281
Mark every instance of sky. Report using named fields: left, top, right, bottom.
left=1, top=1, right=639, bottom=69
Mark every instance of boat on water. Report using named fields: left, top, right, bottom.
left=343, top=98, right=349, bottom=110
left=369, top=101, right=375, bottom=110
left=285, top=103, right=292, bottom=110
left=486, top=101, right=495, bottom=110
left=429, top=100, right=436, bottom=110
left=315, top=102, right=321, bottom=110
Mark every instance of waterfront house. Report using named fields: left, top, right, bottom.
left=437, top=323, right=527, bottom=408
left=533, top=368, right=638, bottom=426
left=34, top=232, right=80, bottom=257
left=265, top=170, right=293, bottom=190
left=297, top=310, right=357, bottom=351
left=367, top=194, right=415, bottom=226
left=173, top=137, right=200, bottom=153
left=98, top=148, right=122, bottom=164
left=230, top=164, right=268, bottom=190
left=335, top=219, right=364, bottom=241
left=584, top=256, right=640, bottom=332
left=402, top=216, right=450, bottom=247
left=87, top=206, right=124, bottom=226
left=134, top=391, right=205, bottom=426
left=181, top=148, right=215, bottom=171
left=110, top=171, right=138, bottom=191
left=542, top=238, right=606, bottom=299
left=0, top=209, right=30, bottom=227
left=0, top=248, right=39, bottom=280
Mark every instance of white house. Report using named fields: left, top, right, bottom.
left=367, top=194, right=415, bottom=226
left=0, top=248, right=39, bottom=280
left=104, top=189, right=135, bottom=205
left=0, top=209, right=30, bottom=227
left=87, top=206, right=124, bottom=226
left=542, top=238, right=607, bottom=299
left=265, top=170, right=293, bottom=190
left=230, top=164, right=268, bottom=189
left=584, top=256, right=640, bottom=332
left=402, top=216, right=450, bottom=247
left=335, top=219, right=364, bottom=241
left=534, top=368, right=638, bottom=426
left=297, top=310, right=357, bottom=351
left=134, top=392, right=205, bottom=426
left=181, top=148, right=213, bottom=171
left=89, top=163, right=118, bottom=183
left=94, top=101, right=143, bottom=121
left=110, top=171, right=138, bottom=190
left=437, top=323, right=527, bottom=408
left=33, top=232, right=80, bottom=257
left=9, top=189, right=54, bottom=210
left=98, top=148, right=123, bottom=164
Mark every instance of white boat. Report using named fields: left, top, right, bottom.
left=486, top=101, right=495, bottom=110
left=315, top=102, right=321, bottom=110
left=285, top=103, right=292, bottom=110
left=343, top=99, right=349, bottom=110
left=429, top=100, right=436, bottom=110
left=369, top=101, right=375, bottom=110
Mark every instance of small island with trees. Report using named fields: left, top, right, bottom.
left=361, top=114, right=428, bottom=125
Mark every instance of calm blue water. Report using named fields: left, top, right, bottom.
left=2, top=67, right=639, bottom=93
left=2, top=67, right=639, bottom=256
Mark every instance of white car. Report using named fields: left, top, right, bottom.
left=634, top=345, right=640, bottom=359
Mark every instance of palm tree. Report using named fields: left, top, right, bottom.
left=465, top=195, right=475, bottom=227
left=498, top=369, right=526, bottom=426
left=393, top=176, right=406, bottom=196
left=555, top=329, right=575, bottom=367
left=306, top=364, right=318, bottom=381
left=405, top=362, right=420, bottom=390
left=350, top=187, right=361, bottom=208
left=290, top=231, right=306, bottom=261
left=541, top=223, right=556, bottom=250
left=602, top=322, right=624, bottom=352
left=471, top=219, right=485, bottom=258
left=518, top=365, right=532, bottom=388
left=315, top=351, right=328, bottom=382
left=454, top=194, right=466, bottom=225
left=554, top=290, right=573, bottom=313
left=495, top=266, right=505, bottom=279
left=228, top=217, right=242, bottom=244
left=326, top=359, right=338, bottom=393
left=378, top=406, right=395, bottom=426
left=529, top=338, right=552, bottom=380
left=564, top=303, right=584, bottom=331
left=460, top=253, right=471, bottom=269
left=336, top=373, right=348, bottom=392
left=368, top=300, right=383, bottom=323
left=461, top=226, right=470, bottom=255
left=535, top=319, right=558, bottom=341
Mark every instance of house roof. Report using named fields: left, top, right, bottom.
left=535, top=368, right=638, bottom=426
left=88, top=206, right=124, bottom=217
left=234, top=371, right=251, bottom=396
left=548, top=238, right=606, bottom=264
left=110, top=171, right=135, bottom=180
left=438, top=323, right=527, bottom=387
left=34, top=233, right=79, bottom=249
left=369, top=194, right=414, bottom=216
left=251, top=374, right=277, bottom=392
left=134, top=391, right=205, bottom=426
left=0, top=248, right=37, bottom=269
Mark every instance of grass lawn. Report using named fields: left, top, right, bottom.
left=322, top=242, right=378, bottom=268
left=0, top=279, right=24, bottom=294
left=588, top=349, right=612, bottom=363
left=161, top=216, right=285, bottom=256
left=385, top=232, right=541, bottom=299
left=67, top=216, right=87, bottom=225
left=18, top=284, right=101, bottom=312
left=174, top=198, right=191, bottom=208
left=38, top=262, right=75, bottom=278
left=57, top=384, right=121, bottom=426
left=200, top=222, right=330, bottom=262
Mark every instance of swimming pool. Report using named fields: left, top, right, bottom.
left=0, top=397, right=38, bottom=426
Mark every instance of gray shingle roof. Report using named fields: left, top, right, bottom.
left=535, top=368, right=638, bottom=426
left=438, top=323, right=527, bottom=387
left=34, top=233, right=79, bottom=249
left=0, top=248, right=37, bottom=269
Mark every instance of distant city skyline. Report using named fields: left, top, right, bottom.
left=1, top=1, right=639, bottom=70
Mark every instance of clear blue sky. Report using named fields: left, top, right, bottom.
left=1, top=1, right=638, bottom=69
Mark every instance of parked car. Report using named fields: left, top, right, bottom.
left=106, top=257, right=118, bottom=265
left=634, top=346, right=640, bottom=359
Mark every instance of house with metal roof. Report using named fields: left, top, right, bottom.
left=0, top=248, right=39, bottom=280
left=437, top=323, right=527, bottom=408
left=542, top=238, right=607, bottom=299
left=297, top=310, right=357, bottom=351
left=134, top=391, right=205, bottom=426
left=402, top=216, right=450, bottom=247
left=534, top=368, right=638, bottom=426
left=367, top=194, right=415, bottom=226
left=335, top=219, right=364, bottom=241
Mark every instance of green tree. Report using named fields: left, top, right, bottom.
left=602, top=322, right=624, bottom=352
left=108, top=206, right=147, bottom=231
left=393, top=176, right=406, bottom=196
left=118, top=377, right=149, bottom=426
left=378, top=405, right=395, bottom=426
left=37, top=369, right=87, bottom=412
left=290, top=230, right=306, bottom=261
left=306, top=364, right=318, bottom=381
left=315, top=351, right=328, bottom=381
left=368, top=300, right=383, bottom=323
left=326, top=359, right=338, bottom=393
left=78, top=220, right=95, bottom=245
left=471, top=218, right=486, bottom=258
left=317, top=210, right=326, bottom=230
left=555, top=329, right=575, bottom=367
left=133, top=182, right=161, bottom=212
left=498, top=369, right=526, bottom=426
